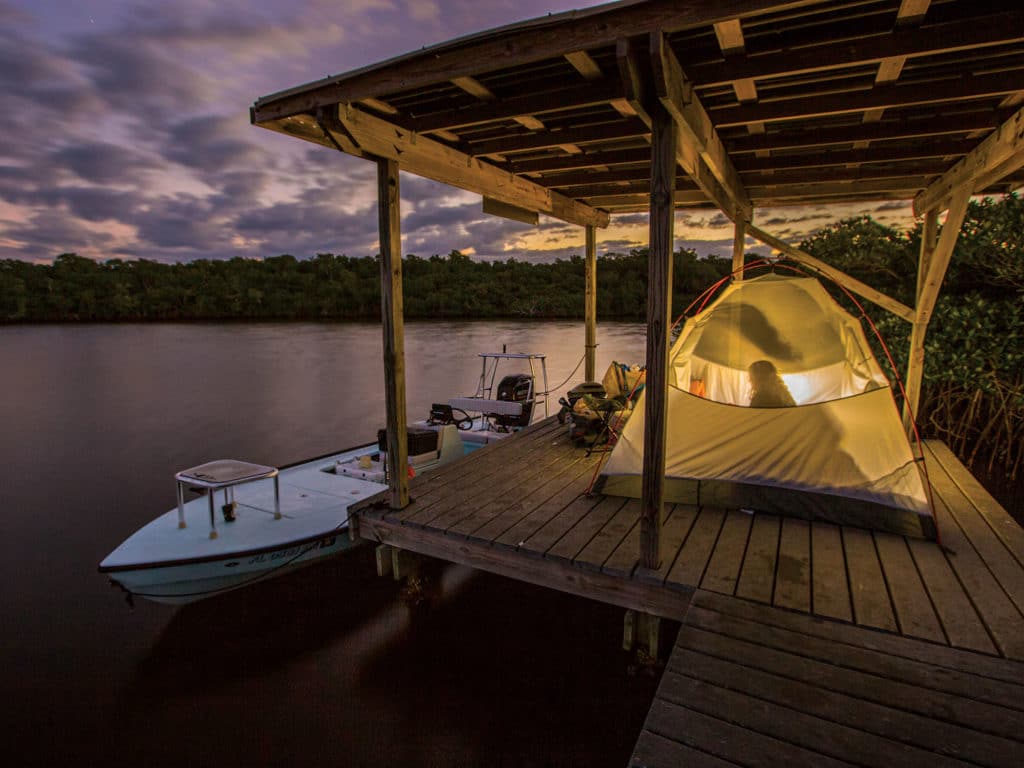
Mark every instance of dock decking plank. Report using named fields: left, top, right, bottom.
left=642, top=697, right=856, bottom=768
left=925, top=441, right=1024, bottom=570
left=842, top=527, right=898, bottom=632
left=415, top=433, right=579, bottom=532
left=774, top=517, right=811, bottom=612
left=811, top=522, right=853, bottom=622
left=735, top=513, right=781, bottom=604
left=493, top=477, right=594, bottom=551
left=635, top=592, right=1024, bottom=767
left=517, top=493, right=604, bottom=555
left=671, top=626, right=1024, bottom=745
left=665, top=508, right=726, bottom=589
left=397, top=423, right=568, bottom=526
left=923, top=446, right=1024, bottom=620
left=637, top=504, right=699, bottom=586
left=577, top=498, right=642, bottom=572
left=701, top=510, right=753, bottom=596
left=691, top=591, right=1024, bottom=695
left=545, top=495, right=628, bottom=564
left=657, top=664, right=997, bottom=768
left=630, top=731, right=737, bottom=768
left=464, top=455, right=598, bottom=543
left=873, top=532, right=946, bottom=642
left=928, top=492, right=1024, bottom=660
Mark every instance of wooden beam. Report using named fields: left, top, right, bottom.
left=742, top=164, right=948, bottom=188
left=897, top=0, right=931, bottom=25
left=509, top=147, right=650, bottom=175
left=687, top=10, right=1023, bottom=88
left=451, top=76, right=494, bottom=100
left=377, top=157, right=409, bottom=510
left=726, top=112, right=1004, bottom=154
left=326, top=105, right=608, bottom=228
left=565, top=51, right=603, bottom=80
left=732, top=216, right=746, bottom=279
left=745, top=223, right=916, bottom=322
left=913, top=105, right=1024, bottom=215
left=252, top=0, right=826, bottom=122
left=359, top=97, right=398, bottom=115
left=538, top=167, right=652, bottom=189
left=585, top=225, right=597, bottom=382
left=903, top=190, right=970, bottom=428
left=746, top=176, right=934, bottom=201
left=408, top=80, right=622, bottom=134
left=714, top=19, right=745, bottom=55
left=355, top=514, right=693, bottom=621
left=641, top=102, right=676, bottom=572
left=514, top=115, right=546, bottom=131
left=583, top=190, right=710, bottom=208
left=733, top=138, right=975, bottom=172
left=468, top=121, right=650, bottom=158
left=902, top=208, right=937, bottom=431
left=483, top=197, right=539, bottom=225
left=651, top=32, right=752, bottom=220
left=712, top=70, right=1024, bottom=129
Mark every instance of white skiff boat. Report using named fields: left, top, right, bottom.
left=99, top=352, right=549, bottom=605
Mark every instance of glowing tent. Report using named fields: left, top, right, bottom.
left=596, top=273, right=935, bottom=539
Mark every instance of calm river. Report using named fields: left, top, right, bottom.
left=1, top=320, right=662, bottom=767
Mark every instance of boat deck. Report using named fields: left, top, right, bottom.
left=631, top=589, right=1024, bottom=767
left=353, top=415, right=1024, bottom=660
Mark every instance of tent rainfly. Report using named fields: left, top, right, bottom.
left=596, top=274, right=936, bottom=539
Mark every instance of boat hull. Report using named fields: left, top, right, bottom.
left=104, top=531, right=355, bottom=605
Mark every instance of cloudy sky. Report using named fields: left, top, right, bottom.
left=0, top=0, right=921, bottom=265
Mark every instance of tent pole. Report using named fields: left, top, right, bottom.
left=585, top=224, right=598, bottom=382
left=377, top=157, right=409, bottom=509
left=640, top=101, right=676, bottom=572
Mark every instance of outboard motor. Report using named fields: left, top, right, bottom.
left=495, top=373, right=534, bottom=427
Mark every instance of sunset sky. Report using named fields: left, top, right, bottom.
left=1, top=0, right=925, bottom=265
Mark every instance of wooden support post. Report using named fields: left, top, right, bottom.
left=902, top=189, right=971, bottom=432
left=731, top=215, right=746, bottom=280
left=391, top=547, right=422, bottom=581
left=903, top=208, right=937, bottom=432
left=375, top=543, right=394, bottom=578
left=622, top=609, right=662, bottom=660
left=585, top=224, right=598, bottom=382
left=377, top=157, right=409, bottom=509
left=640, top=102, right=676, bottom=572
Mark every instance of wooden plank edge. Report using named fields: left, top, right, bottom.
left=357, top=514, right=693, bottom=620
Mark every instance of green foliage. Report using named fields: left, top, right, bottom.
left=0, top=247, right=733, bottom=323
left=800, top=194, right=1023, bottom=482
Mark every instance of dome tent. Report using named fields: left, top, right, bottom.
left=596, top=273, right=935, bottom=539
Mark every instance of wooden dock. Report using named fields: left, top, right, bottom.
left=353, top=415, right=1024, bottom=660
left=352, top=415, right=1024, bottom=765
left=632, top=590, right=1024, bottom=768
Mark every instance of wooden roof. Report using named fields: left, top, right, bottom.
left=251, top=0, right=1024, bottom=228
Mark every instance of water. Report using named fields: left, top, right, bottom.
left=0, top=320, right=661, bottom=767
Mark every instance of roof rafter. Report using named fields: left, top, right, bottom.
left=652, top=31, right=752, bottom=219
left=408, top=80, right=622, bottom=134
left=712, top=70, right=1024, bottom=128
left=914, top=104, right=1024, bottom=214
left=252, top=0, right=824, bottom=122
left=467, top=121, right=650, bottom=157
left=688, top=8, right=1023, bottom=88
left=312, top=104, right=608, bottom=228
